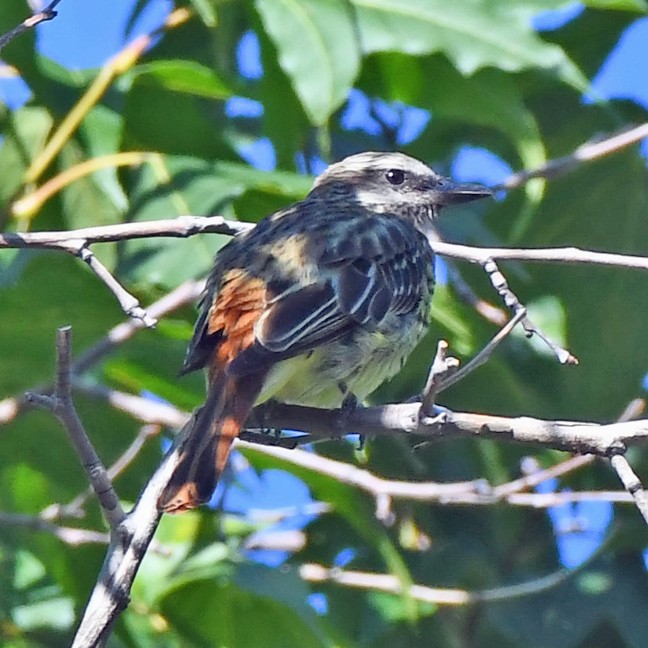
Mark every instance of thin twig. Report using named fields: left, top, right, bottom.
left=609, top=454, right=648, bottom=525
left=46, top=422, right=162, bottom=521
left=0, top=511, right=109, bottom=545
left=436, top=308, right=527, bottom=394
left=481, top=258, right=577, bottom=364
left=493, top=455, right=595, bottom=499
left=300, top=562, right=575, bottom=606
left=24, top=327, right=125, bottom=531
left=446, top=260, right=507, bottom=325
left=69, top=240, right=156, bottom=326
left=0, top=0, right=62, bottom=52
left=499, top=122, right=648, bottom=190
left=420, top=341, right=459, bottom=417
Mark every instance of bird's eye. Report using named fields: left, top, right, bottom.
left=385, top=169, right=405, bottom=185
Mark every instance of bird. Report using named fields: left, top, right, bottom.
left=157, top=151, right=490, bottom=513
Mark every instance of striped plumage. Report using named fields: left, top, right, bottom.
left=158, top=152, right=490, bottom=513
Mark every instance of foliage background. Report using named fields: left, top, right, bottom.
left=1, top=0, right=648, bottom=646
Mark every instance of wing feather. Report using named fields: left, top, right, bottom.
left=182, top=212, right=434, bottom=377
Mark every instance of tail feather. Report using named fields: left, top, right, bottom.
left=158, top=369, right=265, bottom=513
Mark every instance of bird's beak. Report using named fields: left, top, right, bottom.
left=429, top=180, right=492, bottom=206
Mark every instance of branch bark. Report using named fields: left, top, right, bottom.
left=0, top=0, right=62, bottom=52
left=26, top=327, right=125, bottom=531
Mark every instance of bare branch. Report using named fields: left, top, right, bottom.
left=71, top=441, right=177, bottom=646
left=69, top=387, right=648, bottom=643
left=609, top=454, right=648, bottom=525
left=5, top=216, right=648, bottom=274
left=493, top=399, right=645, bottom=500
left=503, top=490, right=635, bottom=507
left=25, top=327, right=125, bottom=531
left=0, top=510, right=109, bottom=545
left=499, top=122, right=648, bottom=190
left=481, top=258, right=577, bottom=364
left=0, top=215, right=250, bottom=250
left=434, top=240, right=648, bottom=273
left=300, top=562, right=574, bottom=606
left=420, top=341, right=459, bottom=417
left=262, top=401, right=648, bottom=456
left=436, top=308, right=526, bottom=394
left=0, top=0, right=62, bottom=52
left=67, top=382, right=645, bottom=509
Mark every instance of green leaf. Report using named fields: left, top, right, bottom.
left=189, top=0, right=219, bottom=26
left=0, top=106, right=52, bottom=205
left=254, top=0, right=361, bottom=125
left=122, top=78, right=234, bottom=159
left=133, top=60, right=233, bottom=100
left=255, top=0, right=587, bottom=125
left=159, top=576, right=327, bottom=647
left=353, top=0, right=587, bottom=89
left=583, top=0, right=647, bottom=9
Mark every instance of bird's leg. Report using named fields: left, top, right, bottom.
left=249, top=401, right=282, bottom=441
left=339, top=384, right=359, bottom=413
left=337, top=382, right=363, bottom=446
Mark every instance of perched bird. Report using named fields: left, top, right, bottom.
left=158, top=152, right=490, bottom=513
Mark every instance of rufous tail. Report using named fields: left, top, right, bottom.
left=158, top=369, right=265, bottom=513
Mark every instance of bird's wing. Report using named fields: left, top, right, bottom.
left=181, top=214, right=434, bottom=377
left=233, top=215, right=433, bottom=375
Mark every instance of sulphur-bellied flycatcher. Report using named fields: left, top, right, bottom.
left=158, top=152, right=490, bottom=513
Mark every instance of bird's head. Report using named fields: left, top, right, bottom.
left=311, top=151, right=491, bottom=226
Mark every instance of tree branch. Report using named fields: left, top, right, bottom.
left=0, top=0, right=62, bottom=52
left=0, top=510, right=108, bottom=545
left=67, top=383, right=644, bottom=509
left=498, top=122, right=648, bottom=190
left=25, top=327, right=125, bottom=531
left=480, top=257, right=577, bottom=364
left=261, top=401, right=647, bottom=456
left=300, top=562, right=575, bottom=606
left=609, top=454, right=648, bottom=525
left=5, top=216, right=648, bottom=273
left=0, top=215, right=250, bottom=250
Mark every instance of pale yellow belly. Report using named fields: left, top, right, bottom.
left=256, top=312, right=430, bottom=408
